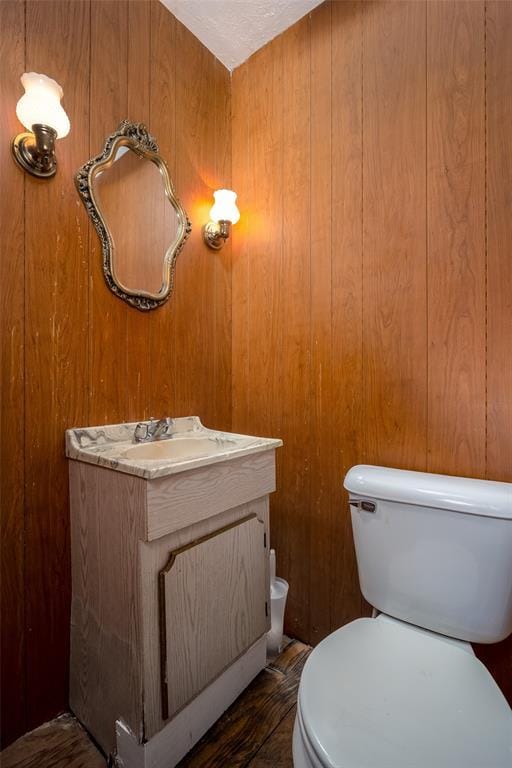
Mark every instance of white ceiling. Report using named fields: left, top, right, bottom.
left=160, top=0, right=323, bottom=71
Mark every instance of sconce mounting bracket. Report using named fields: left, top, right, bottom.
left=203, top=220, right=230, bottom=250
left=11, top=123, right=57, bottom=178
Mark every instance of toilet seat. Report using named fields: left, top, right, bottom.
left=296, top=617, right=512, bottom=768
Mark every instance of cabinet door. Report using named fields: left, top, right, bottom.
left=159, top=514, right=267, bottom=719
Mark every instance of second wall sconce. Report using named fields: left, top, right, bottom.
left=12, top=72, right=70, bottom=179
left=203, top=189, right=240, bottom=250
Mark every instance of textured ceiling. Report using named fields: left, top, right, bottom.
left=160, top=0, right=323, bottom=71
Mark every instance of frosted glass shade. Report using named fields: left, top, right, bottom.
left=16, top=72, right=70, bottom=138
left=209, top=189, right=240, bottom=225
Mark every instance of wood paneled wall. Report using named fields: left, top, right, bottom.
left=2, top=0, right=511, bottom=749
left=232, top=0, right=512, bottom=700
left=0, top=0, right=231, bottom=747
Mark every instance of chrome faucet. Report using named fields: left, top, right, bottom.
left=133, top=417, right=173, bottom=443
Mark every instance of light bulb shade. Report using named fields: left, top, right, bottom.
left=16, top=72, right=70, bottom=139
left=209, top=189, right=240, bottom=225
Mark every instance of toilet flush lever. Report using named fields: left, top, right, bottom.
left=349, top=499, right=376, bottom=513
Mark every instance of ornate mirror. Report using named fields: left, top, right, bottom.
left=76, top=120, right=191, bottom=310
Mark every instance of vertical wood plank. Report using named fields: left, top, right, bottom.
left=213, top=58, right=233, bottom=431
left=242, top=36, right=286, bottom=595
left=486, top=0, right=512, bottom=482
left=148, top=0, right=177, bottom=419
left=363, top=0, right=427, bottom=470
left=127, top=0, right=151, bottom=125
left=232, top=36, right=289, bottom=628
left=24, top=0, right=90, bottom=730
left=278, top=17, right=311, bottom=640
left=427, top=0, right=486, bottom=477
left=0, top=0, right=26, bottom=747
left=89, top=0, right=128, bottom=425
left=244, top=38, right=284, bottom=444
left=125, top=0, right=151, bottom=422
left=309, top=1, right=333, bottom=645
left=329, top=0, right=364, bottom=629
left=231, top=62, right=251, bottom=433
left=174, top=22, right=217, bottom=424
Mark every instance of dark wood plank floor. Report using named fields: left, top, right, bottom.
left=0, top=640, right=311, bottom=768
left=179, top=640, right=310, bottom=767
left=0, top=714, right=105, bottom=768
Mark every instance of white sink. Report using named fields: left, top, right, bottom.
left=123, top=437, right=229, bottom=461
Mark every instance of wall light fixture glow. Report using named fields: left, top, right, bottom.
left=203, top=189, right=240, bottom=250
left=12, top=72, right=70, bottom=179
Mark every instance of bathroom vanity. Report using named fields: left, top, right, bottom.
left=66, top=417, right=282, bottom=767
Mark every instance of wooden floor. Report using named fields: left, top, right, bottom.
left=0, top=714, right=105, bottom=768
left=1, top=640, right=311, bottom=768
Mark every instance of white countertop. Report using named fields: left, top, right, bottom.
left=65, top=416, right=282, bottom=480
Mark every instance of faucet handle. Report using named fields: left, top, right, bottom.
left=146, top=416, right=157, bottom=435
left=134, top=421, right=150, bottom=442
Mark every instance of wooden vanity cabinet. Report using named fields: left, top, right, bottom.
left=69, top=449, right=275, bottom=759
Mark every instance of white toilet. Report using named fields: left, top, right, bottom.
left=293, top=465, right=512, bottom=768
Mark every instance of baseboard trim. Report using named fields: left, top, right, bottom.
left=115, top=636, right=267, bottom=768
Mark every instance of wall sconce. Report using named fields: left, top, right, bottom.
left=12, top=72, right=70, bottom=179
left=203, top=189, right=240, bottom=250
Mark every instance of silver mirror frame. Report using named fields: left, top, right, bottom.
left=75, top=120, right=191, bottom=311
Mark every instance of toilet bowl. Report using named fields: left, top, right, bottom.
left=293, top=466, right=512, bottom=768
left=293, top=616, right=512, bottom=768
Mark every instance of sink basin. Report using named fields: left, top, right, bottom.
left=123, top=437, right=229, bottom=461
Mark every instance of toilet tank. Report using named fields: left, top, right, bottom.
left=344, top=466, right=512, bottom=644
